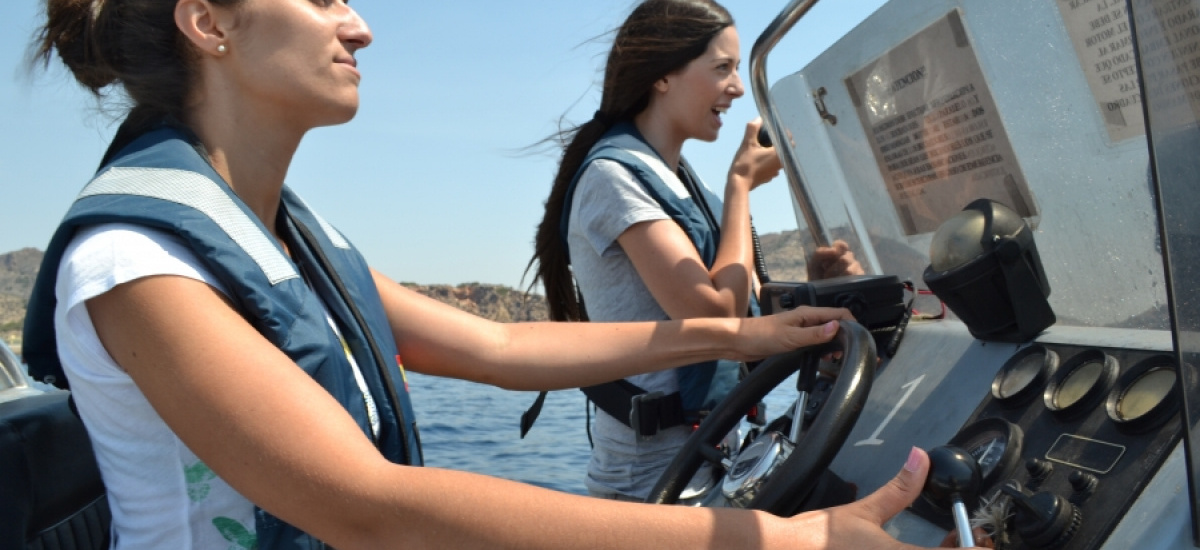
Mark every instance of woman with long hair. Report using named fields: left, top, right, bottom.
left=528, top=0, right=860, bottom=502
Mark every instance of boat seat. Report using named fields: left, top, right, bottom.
left=0, top=392, right=110, bottom=549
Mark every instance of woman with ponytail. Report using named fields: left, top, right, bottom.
left=24, top=0, right=939, bottom=548
left=532, top=1, right=776, bottom=328
left=529, top=0, right=863, bottom=503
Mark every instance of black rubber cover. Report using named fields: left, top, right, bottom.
left=0, top=392, right=110, bottom=549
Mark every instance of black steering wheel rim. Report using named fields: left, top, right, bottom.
left=645, top=320, right=876, bottom=516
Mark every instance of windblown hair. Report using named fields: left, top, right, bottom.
left=526, top=0, right=733, bottom=322
left=31, top=0, right=244, bottom=161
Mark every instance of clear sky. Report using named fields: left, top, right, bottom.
left=0, top=1, right=887, bottom=289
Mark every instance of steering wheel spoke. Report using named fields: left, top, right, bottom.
left=787, top=391, right=810, bottom=443
left=697, top=444, right=733, bottom=469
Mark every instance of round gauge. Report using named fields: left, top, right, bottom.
left=1045, top=350, right=1118, bottom=418
left=1116, top=369, right=1175, bottom=419
left=968, top=434, right=1006, bottom=478
left=992, top=345, right=1058, bottom=405
left=1107, top=355, right=1180, bottom=433
left=1056, top=362, right=1104, bottom=406
left=948, top=417, right=1024, bottom=491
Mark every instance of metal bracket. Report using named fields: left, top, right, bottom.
left=814, top=87, right=837, bottom=125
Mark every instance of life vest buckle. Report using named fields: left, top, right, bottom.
left=629, top=391, right=685, bottom=438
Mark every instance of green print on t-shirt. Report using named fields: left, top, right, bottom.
left=185, top=461, right=218, bottom=502
left=185, top=462, right=258, bottom=549
left=213, top=517, right=258, bottom=550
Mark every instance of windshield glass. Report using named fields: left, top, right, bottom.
left=770, top=0, right=1168, bottom=330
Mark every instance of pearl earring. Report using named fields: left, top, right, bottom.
left=217, top=44, right=227, bottom=53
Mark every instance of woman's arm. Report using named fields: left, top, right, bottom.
left=619, top=118, right=781, bottom=320
left=87, top=274, right=939, bottom=550
left=371, top=269, right=851, bottom=390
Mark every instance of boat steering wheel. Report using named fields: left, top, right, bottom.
left=645, top=321, right=876, bottom=516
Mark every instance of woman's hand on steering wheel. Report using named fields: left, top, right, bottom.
left=733, top=305, right=855, bottom=362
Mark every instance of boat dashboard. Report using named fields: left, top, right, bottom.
left=746, top=0, right=1200, bottom=548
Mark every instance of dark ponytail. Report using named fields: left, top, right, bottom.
left=31, top=0, right=244, bottom=153
left=526, top=0, right=733, bottom=321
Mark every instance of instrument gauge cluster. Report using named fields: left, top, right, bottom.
left=913, top=344, right=1184, bottom=550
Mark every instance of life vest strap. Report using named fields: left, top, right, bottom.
left=582, top=380, right=687, bottom=438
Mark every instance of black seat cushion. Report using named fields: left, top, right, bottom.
left=0, top=392, right=110, bottom=549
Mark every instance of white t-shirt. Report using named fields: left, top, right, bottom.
left=55, top=222, right=257, bottom=549
left=568, top=158, right=722, bottom=500
left=55, top=222, right=380, bottom=548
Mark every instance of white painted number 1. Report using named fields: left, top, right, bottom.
left=854, top=374, right=926, bottom=447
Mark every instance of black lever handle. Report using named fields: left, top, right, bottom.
left=923, top=446, right=982, bottom=547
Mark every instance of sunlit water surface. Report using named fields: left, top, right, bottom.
left=408, top=371, right=801, bottom=495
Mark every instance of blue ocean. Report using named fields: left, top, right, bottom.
left=407, top=370, right=800, bottom=495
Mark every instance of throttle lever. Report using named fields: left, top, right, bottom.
left=923, top=446, right=983, bottom=547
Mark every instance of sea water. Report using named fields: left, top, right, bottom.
left=408, top=371, right=801, bottom=495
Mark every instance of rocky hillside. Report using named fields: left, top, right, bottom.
left=399, top=282, right=547, bottom=323
left=0, top=231, right=817, bottom=354
left=0, top=248, right=42, bottom=348
left=755, top=230, right=810, bottom=282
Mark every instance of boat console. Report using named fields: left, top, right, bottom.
left=666, top=0, right=1200, bottom=547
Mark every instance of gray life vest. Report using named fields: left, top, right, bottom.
left=554, top=122, right=755, bottom=437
